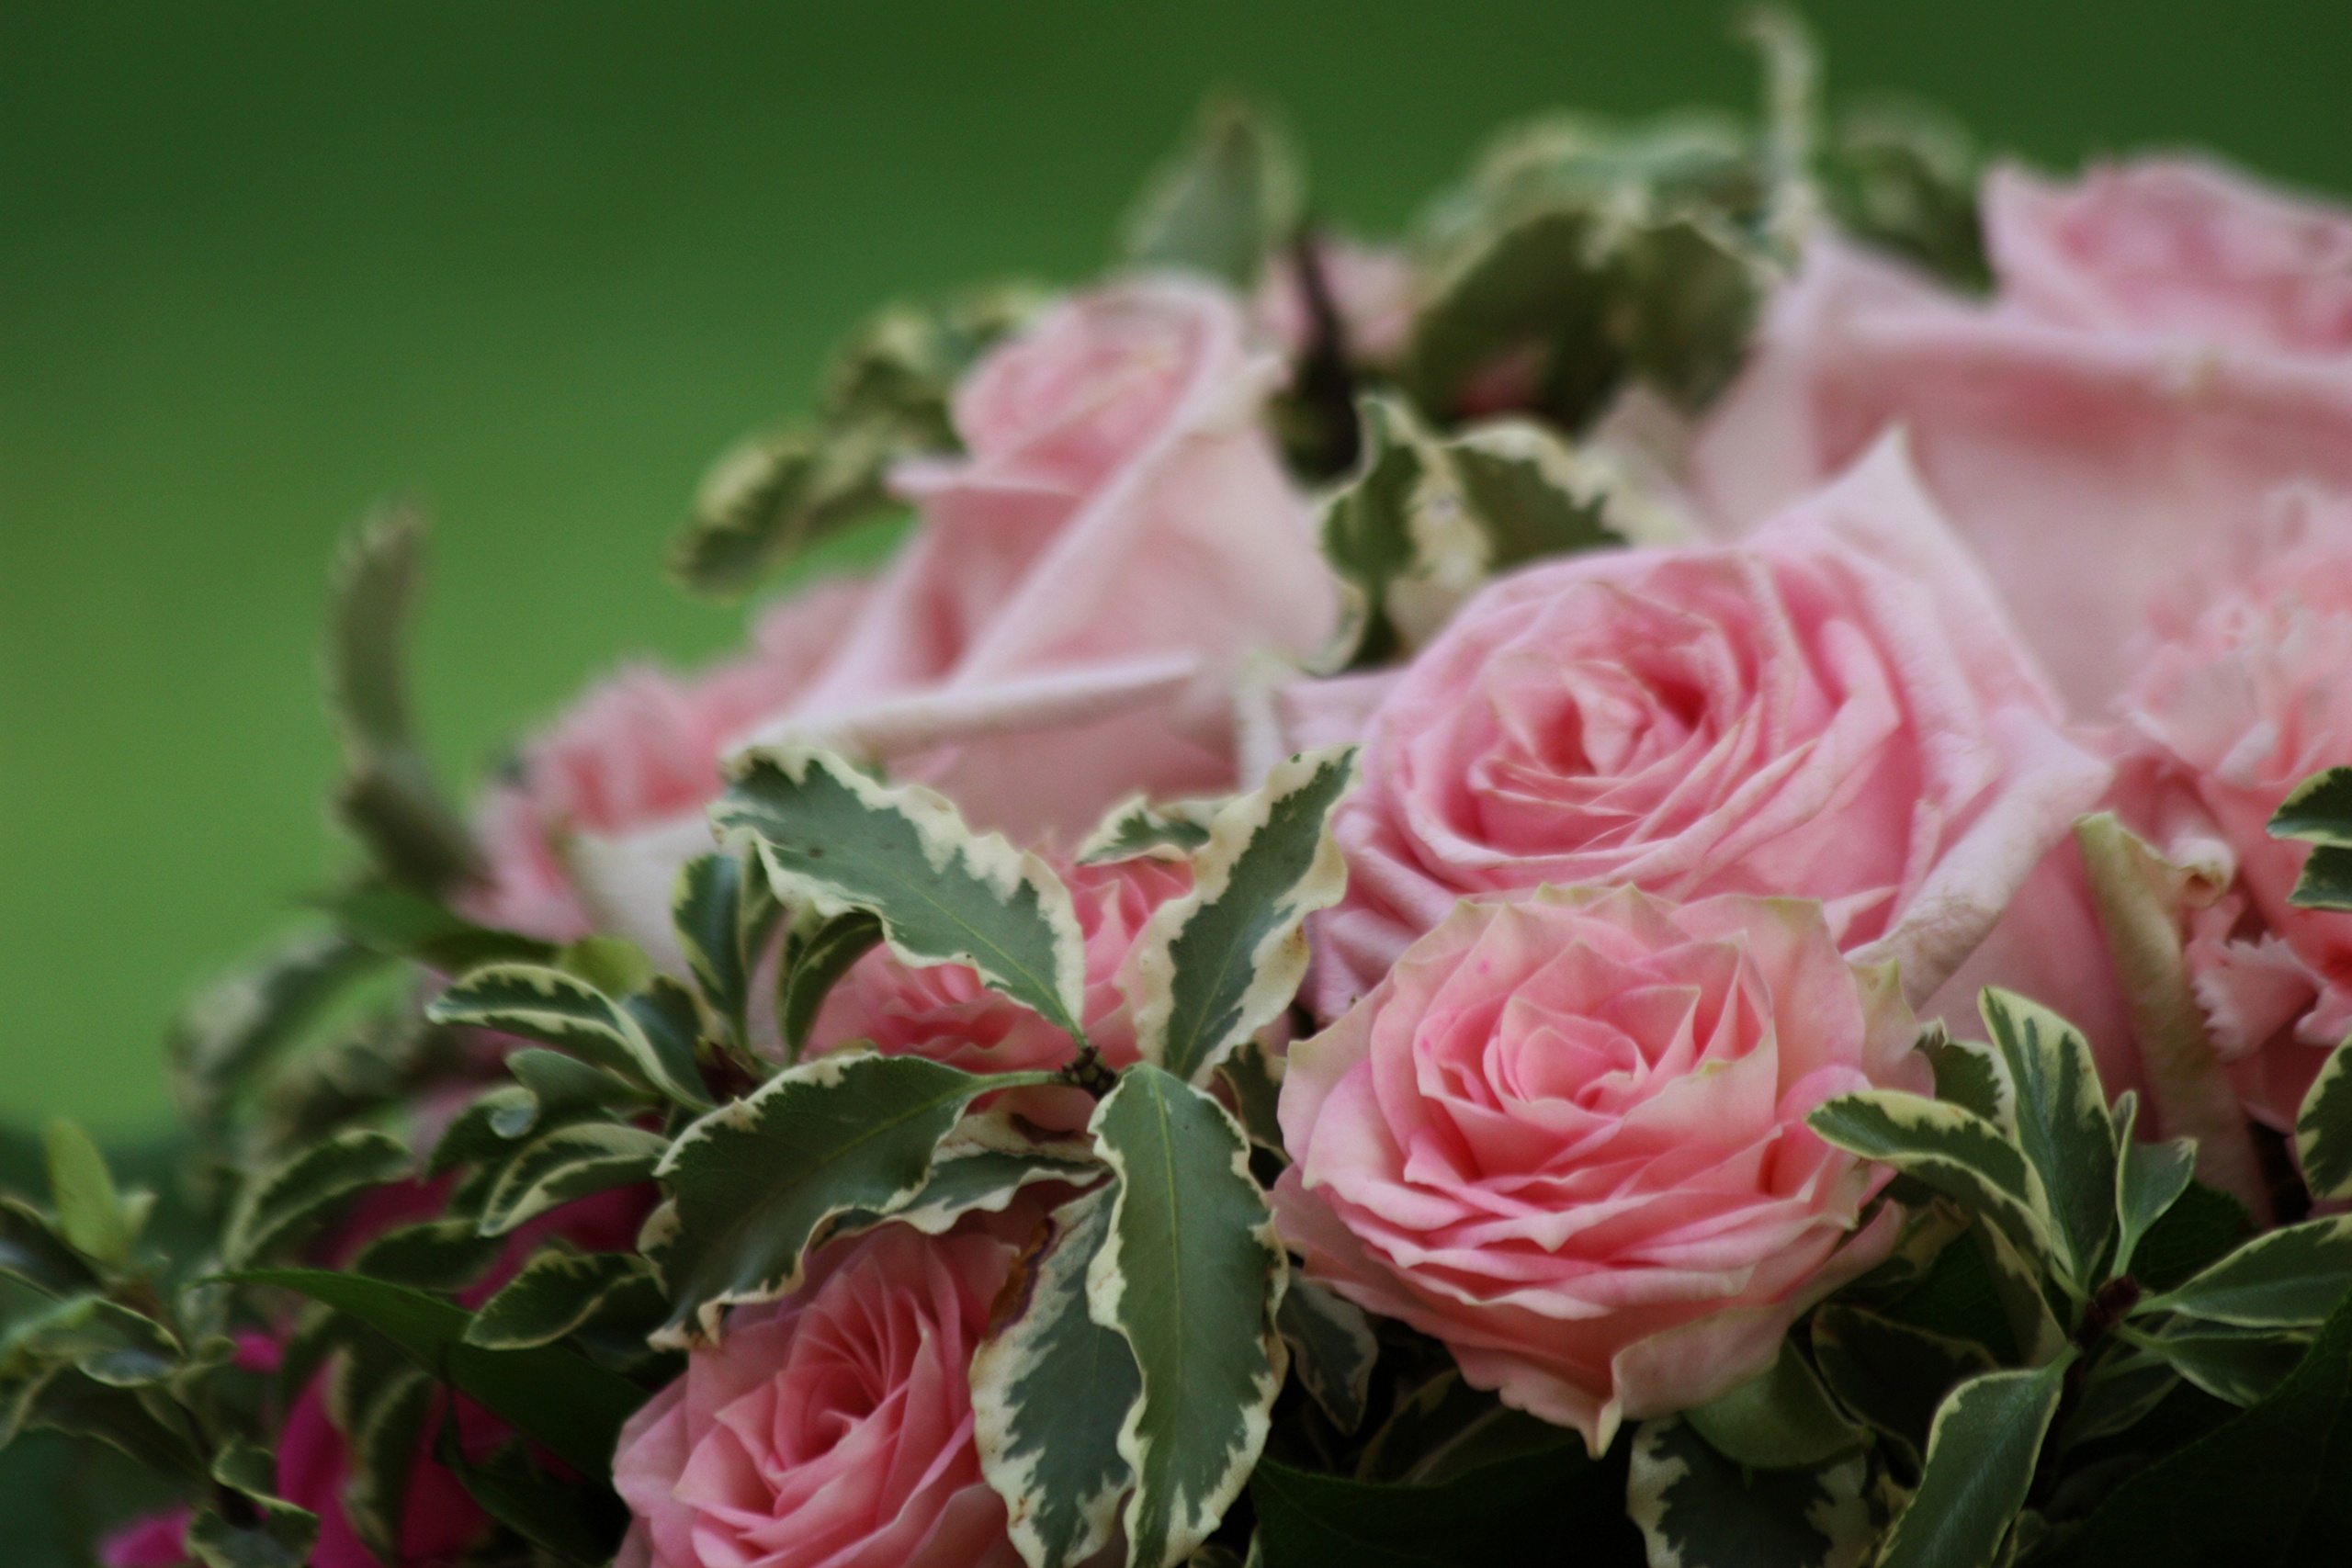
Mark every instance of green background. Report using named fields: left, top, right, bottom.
left=6, top=0, right=2350, bottom=1137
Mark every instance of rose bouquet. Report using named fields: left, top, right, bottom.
left=16, top=17, right=2352, bottom=1568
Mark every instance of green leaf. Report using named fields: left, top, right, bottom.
left=1876, top=1354, right=2073, bottom=1568
left=1275, top=1279, right=1377, bottom=1436
left=2055, top=1355, right=2180, bottom=1450
left=1807, top=1091, right=2051, bottom=1264
left=1119, top=93, right=1302, bottom=286
left=40, top=1122, right=134, bottom=1272
left=322, top=882, right=557, bottom=973
left=427, top=964, right=711, bottom=1110
left=1811, top=1303, right=1994, bottom=1471
left=437, top=1420, right=627, bottom=1565
left=1682, top=1335, right=1866, bottom=1471
left=714, top=745, right=1089, bottom=1042
left=1249, top=1438, right=1642, bottom=1568
left=673, top=849, right=783, bottom=1052
left=2110, top=1091, right=2196, bottom=1280
left=427, top=1087, right=539, bottom=1176
left=1979, top=988, right=2116, bottom=1291
left=1922, top=1028, right=2012, bottom=1130
left=2268, top=765, right=2352, bottom=848
left=477, top=1122, right=668, bottom=1237
left=1626, top=1418, right=1872, bottom=1568
left=644, top=1052, right=1043, bottom=1345
left=222, top=1128, right=413, bottom=1269
left=2142, top=1215, right=2352, bottom=1326
left=2131, top=1179, right=2250, bottom=1293
left=1316, top=394, right=1445, bottom=670
left=231, top=1269, right=646, bottom=1479
left=2137, top=1321, right=2309, bottom=1406
left=169, top=932, right=390, bottom=1142
left=0, top=1199, right=96, bottom=1296
left=1088, top=1066, right=1287, bottom=1567
left=506, top=1047, right=655, bottom=1126
left=2294, top=844, right=2352, bottom=909
left=1442, top=421, right=1627, bottom=572
left=1216, top=1036, right=1286, bottom=1155
left=187, top=1438, right=321, bottom=1568
left=833, top=1121, right=1102, bottom=1238
left=2295, top=1035, right=2352, bottom=1201
left=347, top=1217, right=506, bottom=1292
left=0, top=1294, right=182, bottom=1389
left=1077, top=795, right=1217, bottom=865
left=1351, top=1369, right=1566, bottom=1485
left=2036, top=1288, right=2352, bottom=1565
left=322, top=503, right=481, bottom=896
left=971, top=1184, right=1142, bottom=1568
left=341, top=1357, right=435, bottom=1563
left=558, top=934, right=656, bottom=999
left=467, top=1250, right=662, bottom=1351
left=776, top=909, right=885, bottom=1064
left=1127, top=748, right=1360, bottom=1085
left=1818, top=96, right=1988, bottom=289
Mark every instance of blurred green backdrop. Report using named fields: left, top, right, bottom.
left=6, top=0, right=2350, bottom=1137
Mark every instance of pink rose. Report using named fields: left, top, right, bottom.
left=2109, top=487, right=2352, bottom=1131
left=1689, top=158, right=2352, bottom=716
left=613, top=1224, right=1020, bottom=1568
left=98, top=1512, right=193, bottom=1568
left=489, top=277, right=1336, bottom=954
left=1276, top=886, right=1930, bottom=1450
left=1252, top=236, right=1419, bottom=367
left=1291, top=435, right=2126, bottom=1090
left=814, top=852, right=1192, bottom=1129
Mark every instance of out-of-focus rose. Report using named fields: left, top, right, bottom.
left=480, top=277, right=1336, bottom=959
left=1276, top=886, right=1930, bottom=1451
left=277, top=1183, right=654, bottom=1568
left=2109, top=488, right=2352, bottom=1130
left=613, top=1224, right=1019, bottom=1568
left=1252, top=236, right=1419, bottom=367
left=97, top=1512, right=192, bottom=1568
left=1291, top=435, right=2126, bottom=1089
left=1689, top=158, right=2352, bottom=716
left=814, top=852, right=1191, bottom=1129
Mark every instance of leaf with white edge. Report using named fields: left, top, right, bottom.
left=1810, top=1304, right=1994, bottom=1470
left=1627, top=1418, right=1872, bottom=1568
left=1922, top=1027, right=2012, bottom=1131
left=0, top=1198, right=96, bottom=1295
left=714, top=746, right=1088, bottom=1040
left=673, top=850, right=783, bottom=1050
left=1807, top=1091, right=2052, bottom=1264
left=1276, top=1278, right=1378, bottom=1435
left=428, top=964, right=710, bottom=1109
left=343, top=1359, right=435, bottom=1564
left=1216, top=1036, right=1285, bottom=1155
left=645, top=1053, right=1049, bottom=1346
left=323, top=504, right=481, bottom=896
left=1088, top=1065, right=1288, bottom=1568
left=1317, top=394, right=1457, bottom=671
left=1119, top=92, right=1302, bottom=286
left=2296, top=1036, right=2352, bottom=1201
left=167, top=931, right=390, bottom=1138
left=973, top=1184, right=1143, bottom=1568
left=43, top=1121, right=136, bottom=1271
left=777, top=908, right=885, bottom=1063
left=2056, top=1356, right=2179, bottom=1450
left=322, top=882, right=557, bottom=973
left=427, top=1087, right=539, bottom=1176
left=349, top=1217, right=507, bottom=1293
left=2269, top=766, right=2352, bottom=848
left=837, top=1137, right=1104, bottom=1239
left=231, top=1269, right=647, bottom=1478
left=1445, top=421, right=1627, bottom=572
left=2111, top=1092, right=2196, bottom=1280
left=0, top=1295, right=182, bottom=1389
left=1078, top=795, right=1217, bottom=865
left=1971, top=1219, right=2069, bottom=1368
left=1980, top=988, right=2116, bottom=1291
left=2142, top=1215, right=2352, bottom=1326
left=1683, top=1335, right=1866, bottom=1471
left=506, top=1047, right=654, bottom=1125
left=187, top=1438, right=321, bottom=1568
left=223, top=1128, right=413, bottom=1269
left=1126, top=748, right=1359, bottom=1086
left=1876, top=1354, right=2073, bottom=1568
left=467, top=1251, right=662, bottom=1350
left=478, top=1122, right=670, bottom=1237
left=2136, top=1321, right=2308, bottom=1407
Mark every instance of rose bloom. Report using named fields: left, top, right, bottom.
left=2109, top=487, right=2352, bottom=1131
left=614, top=1224, right=1020, bottom=1568
left=1288, top=435, right=2126, bottom=1091
left=476, top=276, right=1337, bottom=959
left=1685, top=156, right=2352, bottom=718
left=813, top=852, right=1191, bottom=1129
left=1276, top=886, right=1930, bottom=1451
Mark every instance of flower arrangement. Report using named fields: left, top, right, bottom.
left=17, top=17, right=2352, bottom=1568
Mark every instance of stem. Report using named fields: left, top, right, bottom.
left=1287, top=225, right=1363, bottom=479
left=2030, top=1274, right=2142, bottom=1505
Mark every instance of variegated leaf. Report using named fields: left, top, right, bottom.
left=1445, top=420, right=1629, bottom=572
left=973, top=1184, right=1143, bottom=1568
left=343, top=1356, right=435, bottom=1564
left=1877, top=1355, right=2075, bottom=1568
left=426, top=1087, right=538, bottom=1177
left=1088, top=1066, right=1287, bottom=1568
left=1215, top=1036, right=1285, bottom=1155
left=1119, top=92, right=1301, bottom=286
left=427, top=964, right=710, bottom=1109
left=2141, top=1214, right=2352, bottom=1326
left=1125, top=748, right=1359, bottom=1086
left=777, top=908, right=885, bottom=1063
left=836, top=1126, right=1103, bottom=1240
left=466, top=1250, right=662, bottom=1350
left=187, top=1438, right=320, bottom=1568
left=478, top=1122, right=670, bottom=1238
left=223, top=1128, right=413, bottom=1269
left=348, top=1217, right=506, bottom=1293
left=1077, top=795, right=1217, bottom=865
left=1275, top=1278, right=1377, bottom=1435
left=1683, top=1336, right=1865, bottom=1471
left=1807, top=1090, right=2052, bottom=1266
left=1921, top=1026, right=2013, bottom=1131
left=1810, top=1304, right=1995, bottom=1471
left=673, top=848, right=783, bottom=1052
left=714, top=746, right=1088, bottom=1041
left=2110, top=1091, right=2195, bottom=1280
left=2296, top=1036, right=2352, bottom=1201
left=644, top=1053, right=1052, bottom=1346
left=1979, top=988, right=2115, bottom=1291
left=2137, top=1321, right=2307, bottom=1406
left=1627, top=1417, right=1872, bottom=1568
left=2269, top=766, right=2352, bottom=848
left=1972, top=1219, right=2068, bottom=1368
left=166, top=930, right=385, bottom=1140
